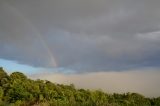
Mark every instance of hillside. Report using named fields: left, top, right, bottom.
left=0, top=67, right=160, bottom=106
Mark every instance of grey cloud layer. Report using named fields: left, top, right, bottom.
left=0, top=0, right=160, bottom=72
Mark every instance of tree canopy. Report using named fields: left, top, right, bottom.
left=0, top=67, right=159, bottom=106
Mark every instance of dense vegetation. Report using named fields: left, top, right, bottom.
left=0, top=67, right=160, bottom=106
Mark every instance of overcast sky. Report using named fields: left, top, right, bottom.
left=0, top=0, right=160, bottom=97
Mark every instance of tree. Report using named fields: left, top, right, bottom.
left=0, top=67, right=160, bottom=106
left=10, top=72, right=27, bottom=80
left=0, top=87, right=3, bottom=101
left=0, top=67, right=9, bottom=86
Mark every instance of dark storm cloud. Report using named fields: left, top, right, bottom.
left=0, top=0, right=160, bottom=72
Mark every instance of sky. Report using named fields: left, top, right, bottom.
left=0, top=0, right=160, bottom=97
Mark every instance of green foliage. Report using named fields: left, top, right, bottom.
left=0, top=67, right=9, bottom=87
left=0, top=67, right=8, bottom=79
left=10, top=72, right=27, bottom=80
left=0, top=67, right=159, bottom=106
left=0, top=87, right=3, bottom=101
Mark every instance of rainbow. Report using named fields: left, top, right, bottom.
left=4, top=2, right=57, bottom=68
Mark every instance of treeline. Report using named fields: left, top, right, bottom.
left=0, top=67, right=160, bottom=106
